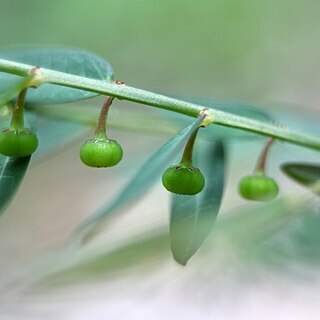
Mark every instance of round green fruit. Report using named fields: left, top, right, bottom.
left=238, top=175, right=279, bottom=201
left=80, top=138, right=123, bottom=167
left=0, top=128, right=38, bottom=157
left=162, top=163, right=205, bottom=195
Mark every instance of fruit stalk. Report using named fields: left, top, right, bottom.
left=94, top=96, right=114, bottom=139
left=254, top=138, right=275, bottom=175
left=181, top=127, right=200, bottom=164
left=10, top=88, right=28, bottom=130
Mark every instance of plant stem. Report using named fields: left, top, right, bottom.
left=94, top=96, right=114, bottom=139
left=10, top=88, right=27, bottom=130
left=254, top=138, right=275, bottom=175
left=181, top=127, right=200, bottom=164
left=0, top=58, right=319, bottom=151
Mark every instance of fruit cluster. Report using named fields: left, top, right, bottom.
left=0, top=88, right=281, bottom=202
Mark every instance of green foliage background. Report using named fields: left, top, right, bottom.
left=1, top=0, right=320, bottom=109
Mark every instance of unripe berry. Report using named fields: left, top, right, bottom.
left=162, top=162, right=205, bottom=195
left=0, top=128, right=38, bottom=157
left=238, top=175, right=279, bottom=201
left=80, top=138, right=123, bottom=167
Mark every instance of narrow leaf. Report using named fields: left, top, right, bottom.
left=77, top=115, right=205, bottom=241
left=2, top=227, right=169, bottom=289
left=170, top=140, right=225, bottom=265
left=0, top=155, right=31, bottom=215
left=0, top=47, right=114, bottom=104
left=38, top=229, right=169, bottom=287
left=281, top=162, right=320, bottom=195
left=281, top=162, right=320, bottom=186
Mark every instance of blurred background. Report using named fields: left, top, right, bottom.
left=0, top=1, right=319, bottom=319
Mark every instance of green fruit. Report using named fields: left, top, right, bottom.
left=239, top=175, right=279, bottom=201
left=0, top=128, right=38, bottom=157
left=80, top=138, right=123, bottom=167
left=162, top=162, right=205, bottom=195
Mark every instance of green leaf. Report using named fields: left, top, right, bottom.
left=264, top=204, right=320, bottom=265
left=0, top=155, right=30, bottom=216
left=0, top=47, right=114, bottom=104
left=27, top=110, right=88, bottom=160
left=1, top=227, right=170, bottom=289
left=28, top=103, right=184, bottom=138
left=76, top=115, right=206, bottom=242
left=170, top=140, right=225, bottom=265
left=281, top=162, right=320, bottom=186
left=34, top=229, right=169, bottom=288
left=281, top=162, right=320, bottom=195
left=222, top=199, right=320, bottom=268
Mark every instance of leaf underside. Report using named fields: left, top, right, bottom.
left=281, top=162, right=320, bottom=186
left=281, top=162, right=320, bottom=195
left=170, top=139, right=225, bottom=265
left=14, top=197, right=320, bottom=289
left=0, top=155, right=31, bottom=216
left=0, top=47, right=114, bottom=104
left=28, top=110, right=88, bottom=160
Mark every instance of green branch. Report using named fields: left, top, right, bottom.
left=0, top=58, right=319, bottom=151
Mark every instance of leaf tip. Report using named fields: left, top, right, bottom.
left=172, top=252, right=190, bottom=266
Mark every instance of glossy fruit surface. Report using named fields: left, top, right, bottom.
left=0, top=128, right=38, bottom=157
left=80, top=138, right=123, bottom=167
left=239, top=175, right=279, bottom=201
left=162, top=162, right=205, bottom=195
